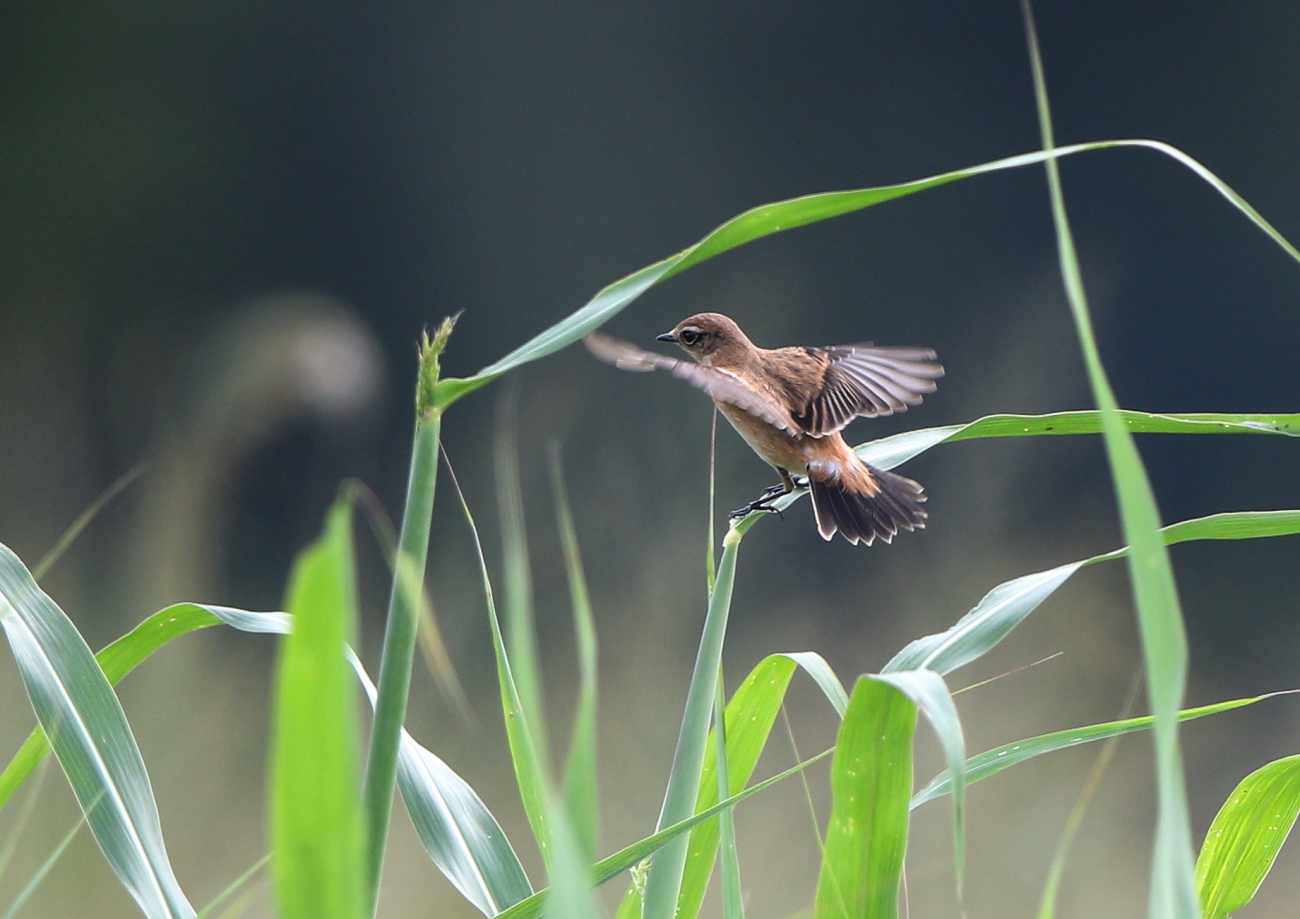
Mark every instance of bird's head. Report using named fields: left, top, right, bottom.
left=657, top=312, right=752, bottom=365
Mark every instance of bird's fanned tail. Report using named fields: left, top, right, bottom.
left=808, top=463, right=927, bottom=545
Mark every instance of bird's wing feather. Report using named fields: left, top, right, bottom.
left=584, top=332, right=799, bottom=433
left=795, top=344, right=944, bottom=435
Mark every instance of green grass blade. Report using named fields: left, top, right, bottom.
left=499, top=749, right=834, bottom=919
left=1195, top=754, right=1300, bottom=919
left=875, top=670, right=966, bottom=891
left=349, top=652, right=533, bottom=914
left=912, top=694, right=1284, bottom=809
left=540, top=802, right=601, bottom=919
left=445, top=448, right=552, bottom=864
left=885, top=508, right=1300, bottom=678
left=0, top=544, right=195, bottom=919
left=0, top=592, right=532, bottom=916
left=884, top=562, right=1083, bottom=676
left=0, top=603, right=286, bottom=810
left=433, top=131, right=1300, bottom=417
left=815, top=677, right=916, bottom=919
left=640, top=531, right=742, bottom=919
left=549, top=451, right=600, bottom=862
left=855, top=409, right=1298, bottom=477
left=269, top=500, right=366, bottom=919
left=1024, top=7, right=1198, bottom=915
left=646, top=651, right=846, bottom=919
left=364, top=319, right=455, bottom=910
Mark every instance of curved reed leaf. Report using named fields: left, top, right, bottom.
left=270, top=502, right=366, bottom=919
left=433, top=140, right=1299, bottom=417
left=913, top=694, right=1284, bottom=809
left=656, top=651, right=847, bottom=919
left=0, top=592, right=531, bottom=917
left=815, top=677, right=916, bottom=919
left=883, top=510, right=1300, bottom=678
left=1195, top=754, right=1300, bottom=919
left=349, top=653, right=532, bottom=915
left=0, top=544, right=195, bottom=919
left=874, top=670, right=966, bottom=889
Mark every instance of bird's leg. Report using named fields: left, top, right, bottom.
left=729, top=469, right=799, bottom=519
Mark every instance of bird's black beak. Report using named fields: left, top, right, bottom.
left=656, top=331, right=676, bottom=342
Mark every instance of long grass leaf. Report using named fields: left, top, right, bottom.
left=498, top=749, right=834, bottom=919
left=1195, top=754, right=1300, bottom=919
left=875, top=670, right=966, bottom=891
left=640, top=533, right=741, bottom=919
left=444, top=448, right=553, bottom=865
left=655, top=652, right=846, bottom=919
left=0, top=544, right=195, bottom=919
left=349, top=653, right=533, bottom=915
left=269, top=500, right=366, bottom=919
left=884, top=510, right=1300, bottom=678
left=433, top=140, right=1299, bottom=417
left=912, top=694, right=1284, bottom=810
left=815, top=677, right=916, bottom=919
left=1024, top=7, right=1198, bottom=915
left=549, top=451, right=600, bottom=862
left=0, top=591, right=531, bottom=916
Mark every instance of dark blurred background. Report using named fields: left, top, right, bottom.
left=2, top=2, right=1299, bottom=917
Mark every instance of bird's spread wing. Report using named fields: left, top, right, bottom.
left=794, top=344, right=944, bottom=435
left=584, top=332, right=799, bottom=434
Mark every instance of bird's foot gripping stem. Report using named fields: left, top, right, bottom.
left=728, top=481, right=800, bottom=520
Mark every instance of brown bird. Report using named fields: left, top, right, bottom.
left=584, top=312, right=944, bottom=545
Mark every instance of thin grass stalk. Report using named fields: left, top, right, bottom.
left=1021, top=5, right=1198, bottom=916
left=641, top=530, right=741, bottom=919
left=362, top=317, right=456, bottom=911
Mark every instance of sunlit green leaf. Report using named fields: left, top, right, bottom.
left=815, top=677, right=916, bottom=919
left=913, top=694, right=1283, bottom=809
left=270, top=501, right=366, bottom=919
left=1196, top=755, right=1300, bottom=919
left=0, top=544, right=195, bottom=919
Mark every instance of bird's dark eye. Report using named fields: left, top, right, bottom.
left=679, top=328, right=701, bottom=346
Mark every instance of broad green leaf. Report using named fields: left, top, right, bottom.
left=734, top=411, right=1298, bottom=530
left=0, top=543, right=195, bottom=919
left=349, top=653, right=533, bottom=915
left=0, top=592, right=532, bottom=916
left=1196, top=755, right=1300, bottom=919
left=874, top=670, right=966, bottom=888
left=913, top=694, right=1282, bottom=809
left=1026, top=18, right=1198, bottom=916
left=815, top=677, right=916, bottom=919
left=0, top=602, right=285, bottom=810
left=619, top=651, right=847, bottom=919
left=884, top=563, right=1082, bottom=676
left=270, top=501, right=366, bottom=919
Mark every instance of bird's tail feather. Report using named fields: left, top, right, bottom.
left=808, top=464, right=927, bottom=546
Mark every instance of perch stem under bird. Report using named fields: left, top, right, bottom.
left=584, top=312, right=943, bottom=546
